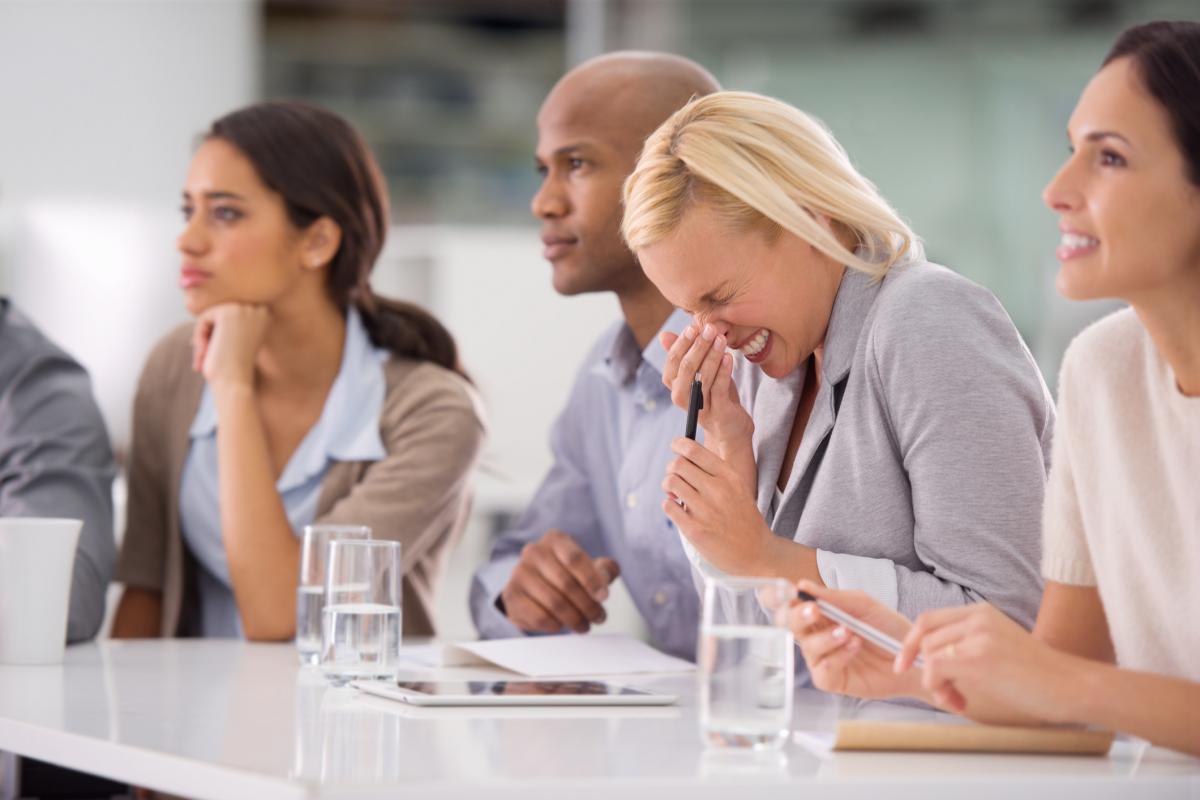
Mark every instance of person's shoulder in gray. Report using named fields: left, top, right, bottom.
left=741, top=257, right=1054, bottom=629
left=869, top=260, right=1055, bottom=626
left=865, top=259, right=1056, bottom=500
left=0, top=298, right=116, bottom=643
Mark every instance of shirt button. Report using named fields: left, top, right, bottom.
left=643, top=398, right=657, bottom=411
left=654, top=591, right=668, bottom=606
left=626, top=493, right=638, bottom=509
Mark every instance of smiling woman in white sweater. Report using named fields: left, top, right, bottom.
left=788, top=20, right=1200, bottom=756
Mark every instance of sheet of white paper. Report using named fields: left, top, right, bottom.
left=395, top=643, right=444, bottom=667
left=438, top=633, right=695, bottom=677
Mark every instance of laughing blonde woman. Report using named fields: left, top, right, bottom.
left=621, top=90, right=1054, bottom=681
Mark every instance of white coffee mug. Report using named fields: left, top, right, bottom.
left=0, top=518, right=82, bottom=665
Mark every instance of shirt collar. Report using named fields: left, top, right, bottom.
left=189, top=379, right=218, bottom=438
left=189, top=307, right=388, bottom=491
left=642, top=308, right=691, bottom=377
left=598, top=307, right=692, bottom=386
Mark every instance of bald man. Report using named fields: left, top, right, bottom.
left=470, top=53, right=720, bottom=659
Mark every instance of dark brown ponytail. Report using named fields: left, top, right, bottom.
left=206, top=101, right=466, bottom=377
left=356, top=293, right=462, bottom=374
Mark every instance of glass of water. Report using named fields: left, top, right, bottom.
left=698, top=576, right=795, bottom=750
left=296, top=524, right=372, bottom=665
left=320, top=539, right=402, bottom=686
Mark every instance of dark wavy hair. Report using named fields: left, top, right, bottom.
left=1103, top=21, right=1200, bottom=186
left=207, top=101, right=465, bottom=376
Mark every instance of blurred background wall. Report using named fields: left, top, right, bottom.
left=1, top=0, right=1195, bottom=640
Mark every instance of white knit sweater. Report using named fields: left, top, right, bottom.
left=1041, top=308, right=1200, bottom=680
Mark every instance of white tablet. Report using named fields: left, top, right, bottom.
left=351, top=679, right=678, bottom=707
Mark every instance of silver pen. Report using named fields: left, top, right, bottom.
left=796, top=590, right=925, bottom=668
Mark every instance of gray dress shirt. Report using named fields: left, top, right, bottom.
left=470, top=309, right=701, bottom=660
left=0, top=298, right=116, bottom=642
left=720, top=261, right=1053, bottom=636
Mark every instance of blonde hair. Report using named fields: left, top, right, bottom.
left=622, top=91, right=920, bottom=279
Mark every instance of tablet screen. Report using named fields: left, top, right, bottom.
left=394, top=680, right=650, bottom=697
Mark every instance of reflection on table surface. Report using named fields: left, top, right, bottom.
left=0, top=639, right=1196, bottom=800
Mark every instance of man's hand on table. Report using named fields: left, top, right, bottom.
left=499, top=530, right=619, bottom=634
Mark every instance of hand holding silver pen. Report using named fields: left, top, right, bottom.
left=787, top=579, right=939, bottom=703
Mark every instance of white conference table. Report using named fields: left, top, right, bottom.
left=0, top=639, right=1197, bottom=799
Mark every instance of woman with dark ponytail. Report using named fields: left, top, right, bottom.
left=112, top=101, right=485, bottom=641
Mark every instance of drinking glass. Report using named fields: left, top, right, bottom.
left=320, top=539, right=402, bottom=685
left=296, top=524, right=371, bottom=665
left=698, top=576, right=794, bottom=750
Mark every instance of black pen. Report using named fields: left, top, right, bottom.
left=684, top=373, right=703, bottom=440
left=796, top=590, right=924, bottom=667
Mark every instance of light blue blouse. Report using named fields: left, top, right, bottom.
left=179, top=307, right=389, bottom=637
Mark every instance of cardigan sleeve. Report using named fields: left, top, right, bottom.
left=114, top=330, right=188, bottom=592
left=314, top=362, right=486, bottom=571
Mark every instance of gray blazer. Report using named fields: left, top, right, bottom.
left=737, top=260, right=1052, bottom=630
left=0, top=298, right=116, bottom=643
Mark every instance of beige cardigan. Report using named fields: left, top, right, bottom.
left=115, top=324, right=486, bottom=638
